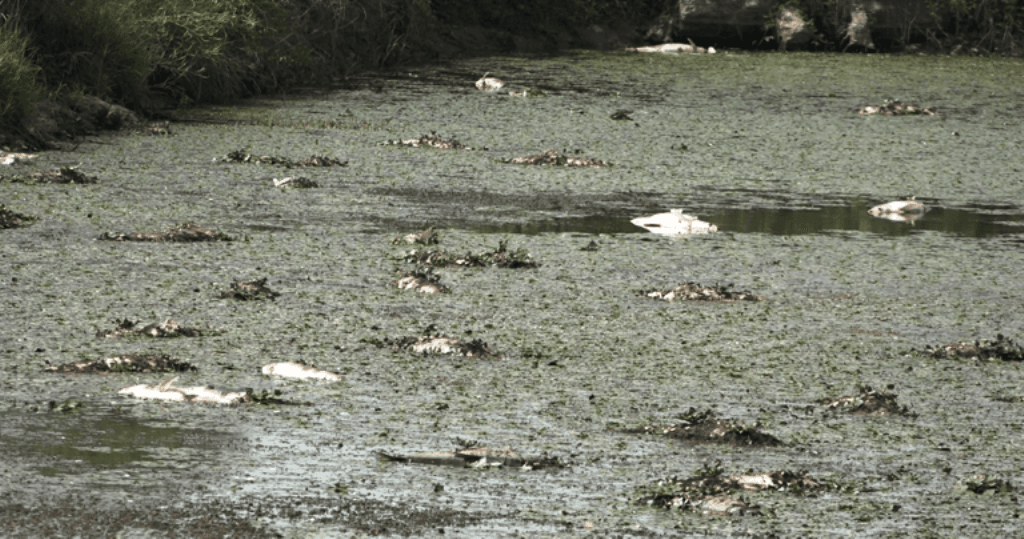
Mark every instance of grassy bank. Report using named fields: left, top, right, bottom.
left=0, top=0, right=1022, bottom=138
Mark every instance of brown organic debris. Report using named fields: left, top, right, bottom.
left=965, top=474, right=1015, bottom=495
left=369, top=326, right=499, bottom=358
left=222, top=150, right=347, bottom=168
left=625, top=408, right=783, bottom=447
left=219, top=277, right=280, bottom=300
left=858, top=99, right=937, bottom=116
left=505, top=150, right=608, bottom=168
left=377, top=445, right=565, bottom=471
left=403, top=240, right=538, bottom=269
left=383, top=132, right=470, bottom=150
left=98, top=222, right=233, bottom=242
left=390, top=269, right=450, bottom=294
left=0, top=166, right=98, bottom=184
left=642, top=283, right=764, bottom=302
left=0, top=204, right=35, bottom=229
left=48, top=354, right=196, bottom=374
left=391, top=227, right=440, bottom=245
left=637, top=463, right=821, bottom=517
left=96, top=318, right=211, bottom=338
left=820, top=385, right=914, bottom=416
left=922, top=334, right=1024, bottom=362
left=272, top=176, right=319, bottom=188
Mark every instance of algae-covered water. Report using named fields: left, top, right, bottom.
left=2, top=51, right=1024, bottom=537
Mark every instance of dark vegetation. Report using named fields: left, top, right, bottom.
left=1, top=0, right=1022, bottom=144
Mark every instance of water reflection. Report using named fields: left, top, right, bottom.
left=473, top=203, right=1024, bottom=238
left=0, top=409, right=234, bottom=475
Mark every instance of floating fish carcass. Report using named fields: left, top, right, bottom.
left=630, top=209, right=717, bottom=236
left=475, top=73, right=504, bottom=91
left=262, top=361, right=342, bottom=381
left=867, top=198, right=925, bottom=222
left=119, top=377, right=249, bottom=405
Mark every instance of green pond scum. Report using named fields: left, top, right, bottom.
left=1, top=51, right=1023, bottom=537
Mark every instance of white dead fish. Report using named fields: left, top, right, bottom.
left=626, top=40, right=714, bottom=54
left=118, top=377, right=249, bottom=405
left=0, top=151, right=36, bottom=165
left=410, top=336, right=464, bottom=355
left=392, top=272, right=449, bottom=295
left=475, top=72, right=504, bottom=91
left=868, top=198, right=926, bottom=222
left=631, top=209, right=717, bottom=236
left=261, top=361, right=342, bottom=381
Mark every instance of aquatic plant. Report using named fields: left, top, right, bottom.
left=820, top=384, right=915, bottom=416
left=99, top=222, right=234, bottom=242
left=220, top=277, right=280, bottom=300
left=96, top=318, right=212, bottom=338
left=47, top=354, right=196, bottom=374
left=923, top=334, right=1024, bottom=361
left=0, top=203, right=35, bottom=228
left=403, top=240, right=538, bottom=269
left=0, top=166, right=99, bottom=184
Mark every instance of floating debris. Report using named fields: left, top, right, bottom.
left=219, top=277, right=280, bottom=301
left=96, top=318, right=211, bottom=338
left=377, top=445, right=565, bottom=471
left=922, top=334, right=1024, bottom=362
left=369, top=326, right=500, bottom=358
left=272, top=176, right=319, bottom=188
left=624, top=408, right=782, bottom=447
left=964, top=475, right=1015, bottom=495
left=0, top=151, right=36, bottom=165
left=262, top=361, right=342, bottom=381
left=119, top=377, right=249, bottom=405
left=636, top=463, right=820, bottom=517
left=858, top=99, right=937, bottom=116
left=403, top=240, right=538, bottom=269
left=391, top=227, right=439, bottom=245
left=867, top=198, right=926, bottom=222
left=475, top=73, right=504, bottom=91
left=609, top=109, right=633, bottom=121
left=581, top=240, right=600, bottom=251
left=626, top=41, right=715, bottom=54
left=48, top=354, right=196, bottom=374
left=508, top=88, right=545, bottom=97
left=390, top=269, right=450, bottom=294
left=0, top=204, right=35, bottom=229
left=139, top=121, right=172, bottom=136
left=631, top=209, right=717, bottom=236
left=0, top=166, right=98, bottom=184
left=383, top=132, right=470, bottom=150
left=99, top=222, right=233, bottom=242
left=220, top=150, right=348, bottom=168
left=505, top=150, right=608, bottom=168
left=642, top=283, right=763, bottom=302
left=820, top=385, right=915, bottom=416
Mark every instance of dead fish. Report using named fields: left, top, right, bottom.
left=391, top=270, right=449, bottom=295
left=867, top=198, right=926, bottom=221
left=118, top=377, right=249, bottom=405
left=0, top=151, right=36, bottom=165
left=630, top=209, right=717, bottom=236
left=475, top=72, right=504, bottom=91
left=261, top=361, right=342, bottom=381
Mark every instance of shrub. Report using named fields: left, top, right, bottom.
left=0, top=21, right=41, bottom=123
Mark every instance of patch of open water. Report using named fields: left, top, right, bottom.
left=470, top=200, right=1024, bottom=237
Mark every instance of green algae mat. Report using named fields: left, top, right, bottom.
left=1, top=51, right=1024, bottom=537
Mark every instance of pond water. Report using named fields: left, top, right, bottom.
left=2, top=51, right=1024, bottom=537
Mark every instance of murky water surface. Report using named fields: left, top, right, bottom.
left=2, top=51, right=1024, bottom=537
